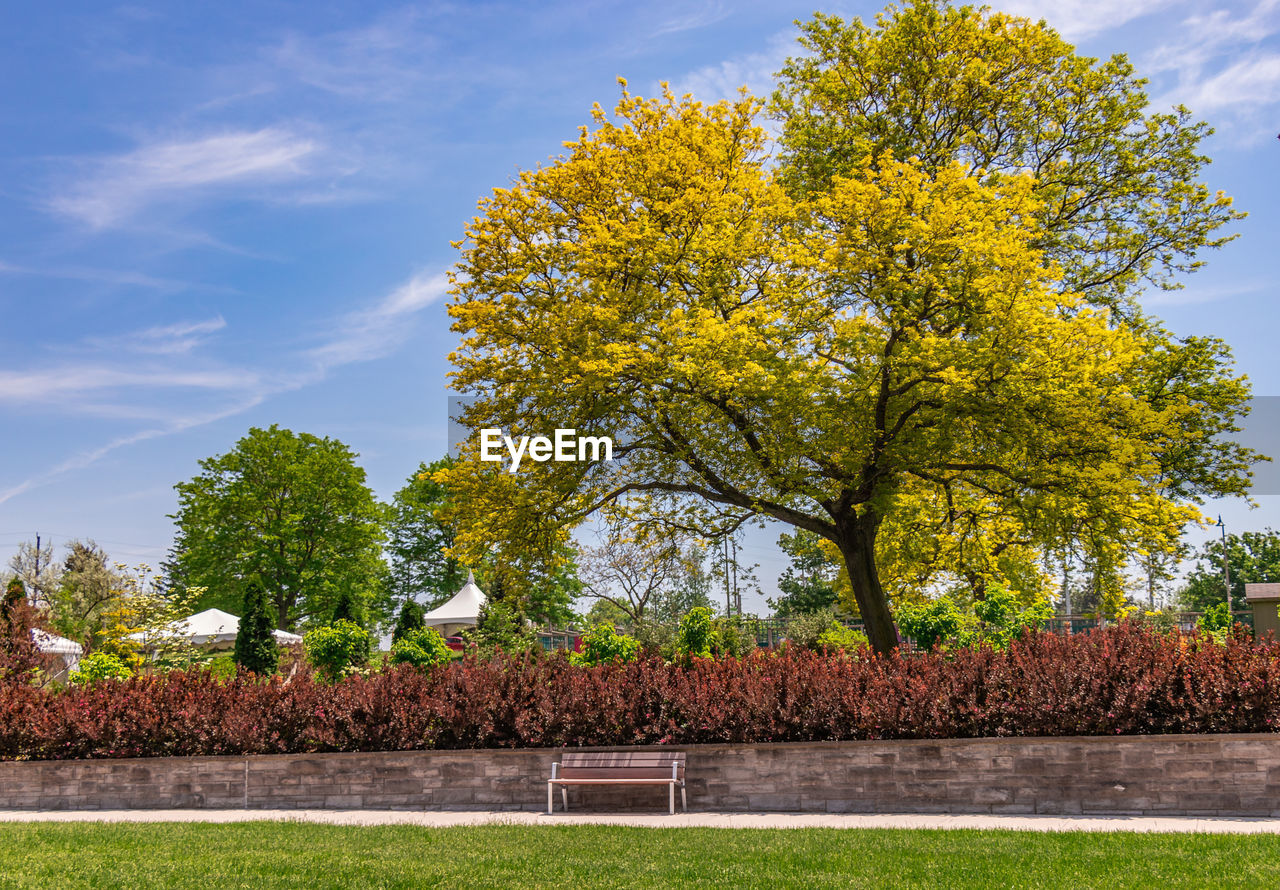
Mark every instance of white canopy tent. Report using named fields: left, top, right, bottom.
left=131, top=608, right=302, bottom=651
left=32, top=629, right=83, bottom=677
left=420, top=571, right=487, bottom=637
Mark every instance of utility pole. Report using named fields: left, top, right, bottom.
left=1217, top=515, right=1232, bottom=610
left=723, top=535, right=731, bottom=617
left=33, top=532, right=40, bottom=606
left=730, top=535, right=740, bottom=618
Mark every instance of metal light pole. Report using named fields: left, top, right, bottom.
left=1216, top=515, right=1232, bottom=610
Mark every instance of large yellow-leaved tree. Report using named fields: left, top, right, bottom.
left=442, top=2, right=1256, bottom=655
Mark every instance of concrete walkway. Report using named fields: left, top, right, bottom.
left=3, top=809, right=1280, bottom=834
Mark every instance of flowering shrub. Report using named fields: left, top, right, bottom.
left=3, top=623, right=1280, bottom=761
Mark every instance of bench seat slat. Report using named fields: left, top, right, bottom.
left=560, top=753, right=682, bottom=767
left=550, top=778, right=678, bottom=785
left=560, top=767, right=681, bottom=780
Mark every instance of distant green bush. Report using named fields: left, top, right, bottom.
left=464, top=600, right=537, bottom=658
left=895, top=598, right=971, bottom=651
left=974, top=585, right=1053, bottom=650
left=389, top=626, right=452, bottom=669
left=787, top=609, right=867, bottom=655
left=675, top=607, right=714, bottom=661
left=70, top=651, right=132, bottom=685
left=570, top=622, right=640, bottom=666
left=816, top=622, right=869, bottom=655
left=304, top=620, right=372, bottom=681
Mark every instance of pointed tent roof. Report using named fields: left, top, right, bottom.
left=421, top=571, right=486, bottom=628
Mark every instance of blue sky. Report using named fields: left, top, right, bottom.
left=1, top=0, right=1277, bottom=610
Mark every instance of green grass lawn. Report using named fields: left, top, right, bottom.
left=1, top=822, right=1277, bottom=889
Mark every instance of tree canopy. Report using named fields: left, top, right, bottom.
left=440, top=2, right=1257, bottom=655
left=387, top=457, right=468, bottom=611
left=167, top=425, right=388, bottom=631
left=1179, top=529, right=1280, bottom=613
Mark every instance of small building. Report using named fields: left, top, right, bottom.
left=1245, top=583, right=1280, bottom=639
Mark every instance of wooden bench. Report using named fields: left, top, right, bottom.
left=548, top=752, right=686, bottom=815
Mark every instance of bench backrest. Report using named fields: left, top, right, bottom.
left=559, top=751, right=684, bottom=780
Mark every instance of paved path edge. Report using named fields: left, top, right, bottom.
left=3, top=809, right=1280, bottom=834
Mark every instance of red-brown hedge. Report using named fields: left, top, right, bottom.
left=3, top=623, right=1279, bottom=761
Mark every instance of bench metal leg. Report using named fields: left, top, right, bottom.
left=669, top=783, right=675, bottom=815
left=681, top=784, right=687, bottom=812
left=547, top=782, right=553, bottom=815
left=561, top=786, right=568, bottom=812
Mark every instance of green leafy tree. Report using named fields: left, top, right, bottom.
left=391, top=599, right=426, bottom=644
left=581, top=597, right=630, bottom=628
left=387, top=458, right=468, bottom=609
left=1179, top=529, right=1280, bottom=613
left=770, top=530, right=840, bottom=617
left=168, top=425, right=389, bottom=632
left=464, top=600, right=536, bottom=657
left=675, top=607, right=715, bottom=661
left=233, top=583, right=279, bottom=676
left=389, top=626, right=452, bottom=669
left=49, top=541, right=120, bottom=645
left=480, top=546, right=580, bottom=628
left=329, top=589, right=361, bottom=627
left=303, top=620, right=372, bottom=681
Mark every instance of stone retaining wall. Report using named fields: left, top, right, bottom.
left=2, top=734, right=1279, bottom=816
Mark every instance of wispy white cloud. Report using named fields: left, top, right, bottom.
left=0, top=365, right=261, bottom=405
left=668, top=31, right=794, bottom=104
left=49, top=127, right=319, bottom=228
left=1142, top=280, right=1267, bottom=307
left=651, top=2, right=730, bottom=38
left=0, top=259, right=224, bottom=294
left=270, top=10, right=438, bottom=102
left=1175, top=53, right=1280, bottom=110
left=1143, top=0, right=1280, bottom=134
left=1148, top=0, right=1279, bottom=73
left=0, top=268, right=450, bottom=503
left=84, top=317, right=228, bottom=356
left=0, top=394, right=273, bottom=506
left=308, top=271, right=451, bottom=368
left=997, top=0, right=1181, bottom=40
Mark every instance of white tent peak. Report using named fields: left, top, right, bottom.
left=421, top=571, right=486, bottom=631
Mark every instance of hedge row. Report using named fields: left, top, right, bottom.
left=2, top=623, right=1279, bottom=761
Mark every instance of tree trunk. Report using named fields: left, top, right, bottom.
left=833, top=513, right=900, bottom=656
